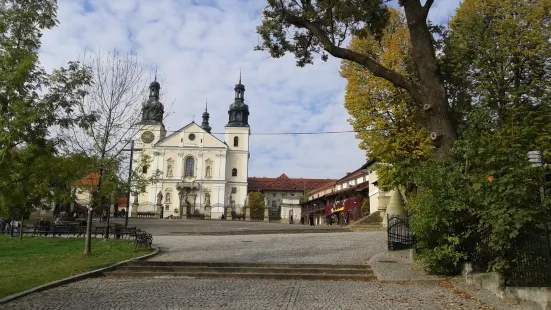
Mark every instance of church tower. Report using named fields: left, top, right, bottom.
left=131, top=75, right=167, bottom=217
left=201, top=101, right=212, bottom=133
left=136, top=76, right=167, bottom=149
left=224, top=73, right=250, bottom=211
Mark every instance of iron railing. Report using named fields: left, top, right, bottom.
left=387, top=214, right=415, bottom=251
left=469, top=225, right=551, bottom=287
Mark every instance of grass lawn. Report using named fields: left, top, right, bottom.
left=0, top=236, right=153, bottom=298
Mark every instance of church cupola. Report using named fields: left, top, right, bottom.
left=201, top=101, right=212, bottom=133
left=140, top=73, right=164, bottom=124
left=226, top=72, right=249, bottom=127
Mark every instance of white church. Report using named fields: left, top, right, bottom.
left=130, top=75, right=250, bottom=219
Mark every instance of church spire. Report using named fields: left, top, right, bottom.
left=201, top=99, right=212, bottom=133
left=140, top=73, right=164, bottom=124
left=226, top=72, right=249, bottom=128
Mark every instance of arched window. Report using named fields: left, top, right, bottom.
left=232, top=168, right=237, bottom=176
left=185, top=157, right=194, bottom=177
left=233, top=136, right=239, bottom=147
left=205, top=165, right=212, bottom=178
left=142, top=166, right=148, bottom=174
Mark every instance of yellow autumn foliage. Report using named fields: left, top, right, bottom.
left=340, top=9, right=433, bottom=166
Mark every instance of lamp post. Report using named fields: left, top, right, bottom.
left=122, top=140, right=143, bottom=227
left=528, top=150, right=550, bottom=274
left=529, top=150, right=545, bottom=203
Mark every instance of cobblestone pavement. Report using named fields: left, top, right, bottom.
left=4, top=277, right=522, bottom=310
left=109, top=218, right=346, bottom=236
left=150, top=232, right=386, bottom=264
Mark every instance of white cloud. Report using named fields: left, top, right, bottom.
left=39, top=0, right=460, bottom=179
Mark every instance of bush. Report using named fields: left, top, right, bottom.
left=361, top=200, right=370, bottom=215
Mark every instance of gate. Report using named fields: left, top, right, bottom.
left=387, top=214, right=415, bottom=251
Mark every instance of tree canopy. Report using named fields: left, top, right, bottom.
left=256, top=0, right=456, bottom=155
left=0, top=0, right=92, bottom=217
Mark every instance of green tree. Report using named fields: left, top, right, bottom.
left=0, top=0, right=92, bottom=218
left=406, top=0, right=551, bottom=274
left=248, top=192, right=266, bottom=218
left=256, top=0, right=456, bottom=156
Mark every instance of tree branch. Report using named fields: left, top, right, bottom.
left=284, top=14, right=422, bottom=102
left=0, top=172, right=34, bottom=191
left=423, top=0, right=434, bottom=19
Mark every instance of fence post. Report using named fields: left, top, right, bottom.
left=387, top=213, right=390, bottom=250
left=545, top=224, right=551, bottom=284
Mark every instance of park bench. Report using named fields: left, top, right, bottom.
left=93, top=226, right=107, bottom=238
left=134, top=232, right=152, bottom=248
left=121, top=226, right=138, bottom=239
left=53, top=224, right=71, bottom=236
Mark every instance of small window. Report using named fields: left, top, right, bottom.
left=189, top=133, right=195, bottom=141
left=290, top=193, right=295, bottom=196
left=233, top=136, right=239, bottom=147
left=272, top=193, right=276, bottom=197
left=272, top=201, right=277, bottom=207
left=142, top=166, right=147, bottom=174
left=231, top=187, right=237, bottom=194
left=232, top=168, right=237, bottom=176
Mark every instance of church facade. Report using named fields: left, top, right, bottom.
left=130, top=75, right=250, bottom=219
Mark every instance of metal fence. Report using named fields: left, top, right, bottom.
left=470, top=225, right=551, bottom=287
left=387, top=214, right=415, bottom=251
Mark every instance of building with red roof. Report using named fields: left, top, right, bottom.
left=301, top=159, right=383, bottom=225
left=247, top=173, right=337, bottom=222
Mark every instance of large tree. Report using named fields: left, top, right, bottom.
left=62, top=49, right=161, bottom=255
left=256, top=0, right=456, bottom=157
left=340, top=9, right=432, bottom=190
left=0, top=0, right=92, bottom=215
left=407, top=0, right=551, bottom=274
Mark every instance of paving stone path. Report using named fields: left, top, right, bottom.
left=2, top=231, right=523, bottom=309
left=4, top=277, right=518, bottom=310
left=150, top=232, right=387, bottom=264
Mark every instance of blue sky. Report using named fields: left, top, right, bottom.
left=39, top=0, right=461, bottom=179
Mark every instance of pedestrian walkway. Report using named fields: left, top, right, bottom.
left=369, top=251, right=445, bottom=282
left=149, top=232, right=386, bottom=264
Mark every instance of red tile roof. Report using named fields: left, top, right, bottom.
left=117, top=197, right=128, bottom=206
left=73, top=172, right=99, bottom=187
left=248, top=174, right=337, bottom=192
left=309, top=180, right=337, bottom=195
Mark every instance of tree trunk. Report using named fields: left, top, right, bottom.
left=18, top=212, right=24, bottom=241
left=84, top=168, right=104, bottom=255
left=403, top=0, right=456, bottom=157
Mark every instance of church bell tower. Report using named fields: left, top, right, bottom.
left=136, top=75, right=167, bottom=148
left=224, top=73, right=250, bottom=215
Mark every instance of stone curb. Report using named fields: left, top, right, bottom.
left=0, top=246, right=160, bottom=305
left=368, top=251, right=448, bottom=283
left=368, top=252, right=386, bottom=280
